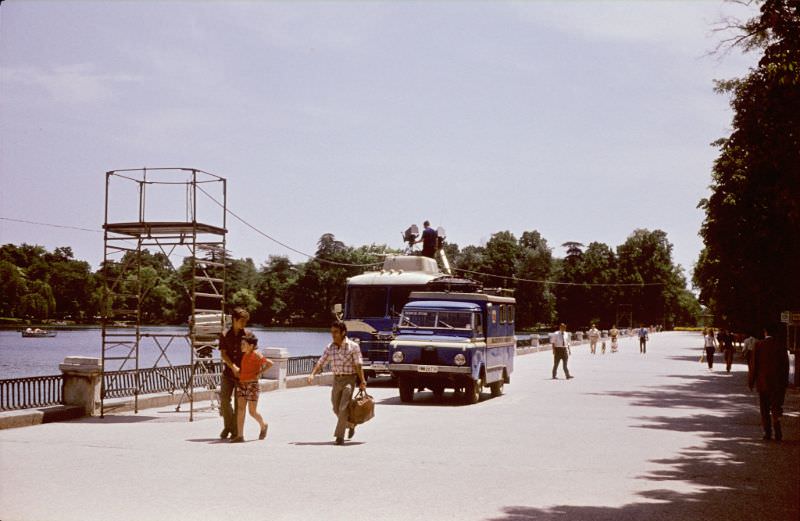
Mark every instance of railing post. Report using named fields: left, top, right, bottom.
left=263, top=348, right=289, bottom=389
left=59, top=357, right=102, bottom=416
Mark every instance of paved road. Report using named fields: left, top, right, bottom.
left=1, top=332, right=798, bottom=521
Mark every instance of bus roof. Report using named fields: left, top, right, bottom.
left=409, top=291, right=516, bottom=304
left=347, top=255, right=442, bottom=286
left=403, top=300, right=482, bottom=311
left=348, top=271, right=442, bottom=286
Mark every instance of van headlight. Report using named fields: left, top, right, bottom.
left=392, top=351, right=405, bottom=363
left=454, top=354, right=466, bottom=366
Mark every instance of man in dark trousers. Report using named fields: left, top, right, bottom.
left=417, top=220, right=438, bottom=258
left=218, top=307, right=249, bottom=439
left=748, top=324, right=790, bottom=441
left=638, top=324, right=649, bottom=354
left=551, top=323, right=573, bottom=380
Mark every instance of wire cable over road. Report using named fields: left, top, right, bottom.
left=1, top=214, right=666, bottom=287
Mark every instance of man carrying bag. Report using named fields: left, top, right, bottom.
left=349, top=388, right=375, bottom=425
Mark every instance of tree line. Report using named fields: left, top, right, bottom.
left=0, top=227, right=699, bottom=330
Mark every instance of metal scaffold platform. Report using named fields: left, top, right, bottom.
left=101, top=167, right=227, bottom=420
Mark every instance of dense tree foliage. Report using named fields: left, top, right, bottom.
left=695, top=0, right=799, bottom=331
left=0, top=244, right=95, bottom=320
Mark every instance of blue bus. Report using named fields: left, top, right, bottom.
left=339, top=255, right=479, bottom=378
left=388, top=291, right=516, bottom=404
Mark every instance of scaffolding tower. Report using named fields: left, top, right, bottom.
left=101, top=168, right=227, bottom=420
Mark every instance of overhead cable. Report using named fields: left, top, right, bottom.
left=195, top=186, right=383, bottom=269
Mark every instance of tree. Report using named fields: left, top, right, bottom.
left=254, top=255, right=298, bottom=325
left=696, top=0, right=800, bottom=331
left=515, top=231, right=555, bottom=328
left=0, top=260, right=27, bottom=317
left=618, top=229, right=685, bottom=327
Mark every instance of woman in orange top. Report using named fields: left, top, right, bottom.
left=230, top=331, right=273, bottom=443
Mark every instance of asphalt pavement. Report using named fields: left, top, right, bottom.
left=1, top=331, right=798, bottom=521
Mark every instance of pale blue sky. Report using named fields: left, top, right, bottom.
left=1, top=1, right=759, bottom=281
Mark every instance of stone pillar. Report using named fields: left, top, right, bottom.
left=59, top=356, right=102, bottom=416
left=530, top=336, right=539, bottom=347
left=263, top=347, right=289, bottom=389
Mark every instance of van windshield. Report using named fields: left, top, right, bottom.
left=400, top=310, right=474, bottom=330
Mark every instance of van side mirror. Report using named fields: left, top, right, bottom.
left=333, top=303, right=343, bottom=319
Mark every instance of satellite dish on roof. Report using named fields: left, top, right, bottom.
left=402, top=224, right=419, bottom=251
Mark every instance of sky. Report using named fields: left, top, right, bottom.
left=0, top=0, right=761, bottom=283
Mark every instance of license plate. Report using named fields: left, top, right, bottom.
left=417, top=365, right=438, bottom=373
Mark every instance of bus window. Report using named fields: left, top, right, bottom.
left=508, top=305, right=515, bottom=324
left=347, top=287, right=388, bottom=318
left=491, top=307, right=497, bottom=325
left=388, top=286, right=413, bottom=318
left=474, top=312, right=483, bottom=336
left=499, top=304, right=506, bottom=324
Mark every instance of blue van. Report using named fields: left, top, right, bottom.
left=339, top=255, right=479, bottom=378
left=388, top=291, right=515, bottom=404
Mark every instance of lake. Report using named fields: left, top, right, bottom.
left=0, top=327, right=331, bottom=379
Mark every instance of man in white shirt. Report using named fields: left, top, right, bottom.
left=552, top=323, right=573, bottom=380
left=587, top=323, right=601, bottom=354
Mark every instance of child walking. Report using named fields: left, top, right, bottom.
left=230, top=331, right=273, bottom=443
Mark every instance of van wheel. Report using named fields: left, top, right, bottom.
left=490, top=380, right=504, bottom=397
left=399, top=378, right=414, bottom=403
left=467, top=378, right=482, bottom=404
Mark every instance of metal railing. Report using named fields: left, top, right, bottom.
left=0, top=374, right=63, bottom=411
left=287, top=356, right=322, bottom=376
left=103, top=362, right=223, bottom=399
left=2, top=356, right=331, bottom=412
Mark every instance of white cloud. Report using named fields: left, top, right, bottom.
left=225, top=2, right=388, bottom=52
left=509, top=1, right=760, bottom=56
left=2, top=64, right=141, bottom=104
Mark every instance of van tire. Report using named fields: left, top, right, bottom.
left=467, top=378, right=482, bottom=404
left=490, top=380, right=504, bottom=397
left=399, top=378, right=414, bottom=403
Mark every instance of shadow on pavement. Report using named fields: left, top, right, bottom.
left=78, top=415, right=160, bottom=424
left=186, top=437, right=233, bottom=444
left=290, top=441, right=365, bottom=447
left=377, top=391, right=480, bottom=407
left=488, top=346, right=799, bottom=521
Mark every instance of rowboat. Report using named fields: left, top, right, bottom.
left=21, top=328, right=57, bottom=338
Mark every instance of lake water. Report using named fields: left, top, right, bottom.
left=0, top=327, right=330, bottom=379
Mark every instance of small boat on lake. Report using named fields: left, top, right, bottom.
left=21, top=328, right=57, bottom=338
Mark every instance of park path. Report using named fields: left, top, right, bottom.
left=1, top=331, right=797, bottom=521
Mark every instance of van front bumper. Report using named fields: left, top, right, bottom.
left=388, top=364, right=471, bottom=374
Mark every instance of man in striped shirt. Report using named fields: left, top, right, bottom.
left=308, top=320, right=367, bottom=445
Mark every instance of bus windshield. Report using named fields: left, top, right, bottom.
left=400, top=310, right=474, bottom=330
left=346, top=287, right=387, bottom=318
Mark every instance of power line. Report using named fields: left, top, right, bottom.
left=195, top=186, right=383, bottom=269
left=0, top=216, right=102, bottom=233
left=1, top=213, right=667, bottom=288
left=452, top=267, right=666, bottom=287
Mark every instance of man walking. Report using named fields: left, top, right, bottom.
left=551, top=323, right=573, bottom=380
left=587, top=323, right=601, bottom=354
left=219, top=307, right=249, bottom=440
left=308, top=320, right=367, bottom=445
left=638, top=324, right=649, bottom=354
left=748, top=324, right=790, bottom=441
